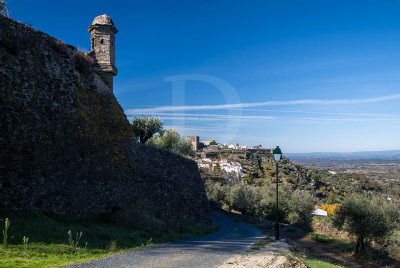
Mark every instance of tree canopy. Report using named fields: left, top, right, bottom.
left=148, top=129, right=194, bottom=157
left=130, top=116, right=164, bottom=144
left=205, top=181, right=314, bottom=224
left=209, top=140, right=217, bottom=145
left=333, top=194, right=400, bottom=258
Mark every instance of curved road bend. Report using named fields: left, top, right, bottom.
left=68, top=211, right=264, bottom=268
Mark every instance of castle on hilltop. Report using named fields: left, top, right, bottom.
left=186, top=136, right=274, bottom=158
left=88, top=14, right=118, bottom=90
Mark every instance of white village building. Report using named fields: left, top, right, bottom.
left=312, top=208, right=328, bottom=217
left=196, top=158, right=242, bottom=175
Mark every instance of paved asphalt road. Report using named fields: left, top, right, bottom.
left=68, top=211, right=264, bottom=268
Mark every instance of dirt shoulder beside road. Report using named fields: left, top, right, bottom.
left=218, top=240, right=298, bottom=268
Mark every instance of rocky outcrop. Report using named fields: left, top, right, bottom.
left=0, top=15, right=213, bottom=226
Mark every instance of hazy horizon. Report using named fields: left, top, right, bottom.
left=286, top=149, right=400, bottom=155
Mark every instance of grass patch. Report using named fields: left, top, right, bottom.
left=0, top=243, right=112, bottom=268
left=305, top=257, right=345, bottom=268
left=0, top=207, right=215, bottom=267
left=285, top=251, right=345, bottom=268
left=309, top=232, right=331, bottom=243
left=251, top=237, right=271, bottom=250
left=308, top=232, right=353, bottom=252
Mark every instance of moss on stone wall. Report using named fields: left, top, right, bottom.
left=0, top=15, right=212, bottom=226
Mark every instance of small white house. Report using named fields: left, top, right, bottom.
left=312, top=208, right=328, bottom=217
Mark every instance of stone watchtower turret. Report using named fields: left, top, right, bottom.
left=88, top=14, right=118, bottom=90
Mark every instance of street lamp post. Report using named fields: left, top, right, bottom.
left=228, top=174, right=232, bottom=212
left=273, top=146, right=283, bottom=240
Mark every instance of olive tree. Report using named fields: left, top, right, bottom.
left=148, top=129, right=194, bottom=157
left=229, top=184, right=251, bottom=214
left=130, top=116, right=164, bottom=144
left=333, top=195, right=400, bottom=258
left=283, top=189, right=314, bottom=224
left=204, top=181, right=228, bottom=207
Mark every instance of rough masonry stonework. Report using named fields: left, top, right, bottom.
left=0, top=15, right=213, bottom=226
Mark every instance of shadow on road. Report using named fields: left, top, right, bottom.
left=68, top=211, right=265, bottom=268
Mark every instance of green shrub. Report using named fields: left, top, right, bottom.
left=130, top=116, right=164, bottom=144
left=283, top=189, right=314, bottom=224
left=204, top=180, right=314, bottom=224
left=287, top=211, right=300, bottom=224
left=333, top=195, right=400, bottom=258
left=386, top=230, right=400, bottom=260
left=229, top=184, right=251, bottom=214
left=148, top=129, right=194, bottom=157
left=67, top=230, right=82, bottom=252
left=250, top=186, right=276, bottom=220
left=204, top=181, right=228, bottom=207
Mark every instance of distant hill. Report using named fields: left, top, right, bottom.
left=286, top=150, right=400, bottom=160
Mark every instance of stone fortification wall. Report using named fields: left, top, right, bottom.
left=0, top=15, right=212, bottom=226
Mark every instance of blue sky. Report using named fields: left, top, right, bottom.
left=7, top=0, right=400, bottom=152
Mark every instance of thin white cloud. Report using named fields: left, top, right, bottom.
left=125, top=94, right=400, bottom=113
left=127, top=113, right=275, bottom=121
left=163, top=125, right=223, bottom=133
left=230, top=109, right=397, bottom=118
left=137, top=116, right=228, bottom=121
left=296, top=117, right=400, bottom=123
left=128, top=116, right=226, bottom=121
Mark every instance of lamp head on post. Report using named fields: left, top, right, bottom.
left=273, top=146, right=283, bottom=162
